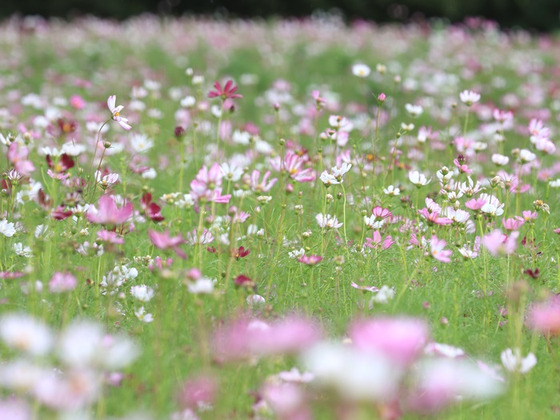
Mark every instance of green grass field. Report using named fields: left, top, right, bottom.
left=0, top=14, right=559, bottom=419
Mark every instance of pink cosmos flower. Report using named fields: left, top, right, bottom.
left=261, top=382, right=311, bottom=420
left=430, top=236, right=452, bottom=263
left=86, top=195, right=133, bottom=225
left=350, top=317, right=429, bottom=365
left=482, top=230, right=519, bottom=256
left=522, top=210, right=537, bottom=221
left=298, top=255, right=323, bottom=265
left=418, top=208, right=453, bottom=226
left=270, top=151, right=316, bottom=183
left=527, top=295, right=560, bottom=336
left=148, top=230, right=186, bottom=259
left=364, top=231, right=394, bottom=250
left=213, top=316, right=321, bottom=361
left=465, top=198, right=486, bottom=211
left=107, top=95, right=131, bottom=130
left=178, top=375, right=217, bottom=411
left=49, top=272, right=78, bottom=293
left=70, top=95, right=86, bottom=110
left=208, top=80, right=242, bottom=100
left=502, top=217, right=524, bottom=231
left=97, top=230, right=124, bottom=244
left=190, top=163, right=231, bottom=204
left=7, top=143, right=35, bottom=176
left=249, top=170, right=277, bottom=193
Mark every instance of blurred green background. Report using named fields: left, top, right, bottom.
left=0, top=0, right=559, bottom=31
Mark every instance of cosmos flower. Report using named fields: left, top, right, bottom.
left=459, top=90, right=481, bottom=106
left=501, top=348, right=537, bottom=374
left=107, top=95, right=131, bottom=130
left=208, top=80, right=242, bottom=100
left=351, top=63, right=371, bottom=78
left=86, top=195, right=133, bottom=225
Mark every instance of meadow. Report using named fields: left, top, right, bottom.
left=0, top=14, right=560, bottom=419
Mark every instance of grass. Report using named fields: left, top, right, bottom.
left=0, top=14, right=559, bottom=420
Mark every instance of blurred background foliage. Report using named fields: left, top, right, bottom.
left=0, top=0, right=559, bottom=31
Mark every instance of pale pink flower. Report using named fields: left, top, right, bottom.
left=459, top=90, right=481, bottom=106
left=270, top=151, right=316, bottom=183
left=7, top=143, right=35, bottom=176
left=249, top=170, right=277, bottom=193
left=261, top=382, right=311, bottom=420
left=482, top=230, right=519, bottom=256
left=213, top=316, right=321, bottom=361
left=148, top=230, right=186, bottom=259
left=430, top=236, right=452, bottom=263
left=87, top=195, right=133, bottom=225
left=407, top=359, right=503, bottom=414
left=97, top=229, right=124, bottom=244
left=527, top=295, right=560, bottom=336
left=0, top=399, right=31, bottom=420
left=502, top=217, right=524, bottom=231
left=49, top=272, right=78, bottom=293
left=178, top=375, right=217, bottom=411
left=350, top=317, right=429, bottom=365
left=107, top=95, right=131, bottom=130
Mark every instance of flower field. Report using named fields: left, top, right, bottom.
left=1, top=14, right=560, bottom=419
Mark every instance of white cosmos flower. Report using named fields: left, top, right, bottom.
left=370, top=285, right=395, bottom=304
left=134, top=307, right=154, bottom=323
left=130, top=134, right=154, bottom=153
left=180, top=95, right=196, bottom=108
left=383, top=185, right=400, bottom=196
left=13, top=243, right=32, bottom=258
left=130, top=285, right=155, bottom=302
left=316, top=214, right=343, bottom=229
left=0, top=314, right=53, bottom=356
left=331, top=163, right=352, bottom=178
left=0, top=219, right=16, bottom=237
left=364, top=215, right=385, bottom=230
left=187, top=277, right=215, bottom=294
left=501, top=348, right=537, bottom=374
left=320, top=171, right=339, bottom=186
left=61, top=142, right=86, bottom=156
left=232, top=130, right=251, bottom=145
left=301, top=342, right=400, bottom=402
left=460, top=90, right=481, bottom=106
left=405, top=104, right=423, bottom=117
left=58, top=320, right=138, bottom=369
left=220, top=163, right=243, bottom=182
left=409, top=170, right=431, bottom=187
left=492, top=154, right=509, bottom=166
left=518, top=149, right=536, bottom=163
left=352, top=63, right=371, bottom=78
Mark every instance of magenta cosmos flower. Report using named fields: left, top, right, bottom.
left=86, top=195, right=133, bottom=225
left=107, top=95, right=131, bottom=130
left=208, top=80, right=242, bottom=100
